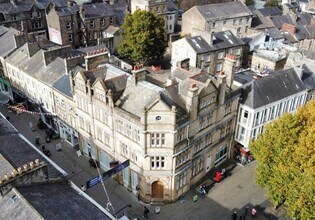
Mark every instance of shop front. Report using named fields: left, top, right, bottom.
left=57, top=119, right=78, bottom=147
left=234, top=144, right=254, bottom=165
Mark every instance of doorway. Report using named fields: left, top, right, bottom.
left=151, top=181, right=163, bottom=199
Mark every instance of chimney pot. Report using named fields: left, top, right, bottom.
left=4, top=173, right=10, bottom=181
left=30, top=162, right=34, bottom=169
left=23, top=164, right=28, bottom=172
left=35, top=159, right=40, bottom=166
left=11, top=170, right=17, bottom=178
left=17, top=167, right=22, bottom=174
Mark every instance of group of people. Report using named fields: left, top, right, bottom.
left=199, top=184, right=207, bottom=195
left=232, top=206, right=256, bottom=220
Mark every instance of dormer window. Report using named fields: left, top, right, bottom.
left=90, top=20, right=95, bottom=28
left=66, top=21, right=72, bottom=30
left=100, top=18, right=105, bottom=26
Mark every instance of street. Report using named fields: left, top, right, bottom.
left=0, top=104, right=285, bottom=220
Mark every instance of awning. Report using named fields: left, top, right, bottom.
left=0, top=77, right=11, bottom=87
left=0, top=92, right=10, bottom=104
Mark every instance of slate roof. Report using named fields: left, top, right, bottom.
left=0, top=25, right=8, bottom=36
left=111, top=2, right=128, bottom=26
left=6, top=43, right=66, bottom=86
left=194, top=1, right=252, bottom=22
left=296, top=13, right=312, bottom=26
left=0, top=188, right=42, bottom=220
left=256, top=7, right=282, bottom=17
left=0, top=27, right=18, bottom=58
left=0, top=0, right=67, bottom=14
left=105, top=25, right=120, bottom=35
left=282, top=31, right=298, bottom=43
left=300, top=64, right=315, bottom=90
left=55, top=3, right=114, bottom=18
left=16, top=182, right=111, bottom=220
left=185, top=31, right=244, bottom=54
left=240, top=68, right=306, bottom=108
left=53, top=74, right=72, bottom=98
left=233, top=69, right=261, bottom=85
left=265, top=27, right=284, bottom=40
left=271, top=14, right=296, bottom=29
left=116, top=77, right=164, bottom=118
left=0, top=117, right=18, bottom=135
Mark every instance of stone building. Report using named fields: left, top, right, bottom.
left=71, top=62, right=240, bottom=203
left=46, top=2, right=115, bottom=47
left=181, top=1, right=252, bottom=38
left=0, top=0, right=68, bottom=40
left=171, top=30, right=244, bottom=75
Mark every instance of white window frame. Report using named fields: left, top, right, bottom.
left=151, top=156, right=165, bottom=169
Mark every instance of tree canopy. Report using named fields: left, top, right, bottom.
left=118, top=10, right=167, bottom=64
left=264, top=0, right=278, bottom=8
left=250, top=100, right=315, bottom=219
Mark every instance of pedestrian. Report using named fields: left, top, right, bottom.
left=6, top=116, right=10, bottom=121
left=244, top=206, right=249, bottom=216
left=81, top=185, right=86, bottom=192
left=251, top=208, right=257, bottom=217
left=143, top=206, right=149, bottom=219
left=239, top=215, right=245, bottom=220
left=232, top=211, right=237, bottom=220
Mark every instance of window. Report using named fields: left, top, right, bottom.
left=176, top=149, right=189, bottom=167
left=100, top=18, right=105, bottom=26
left=233, top=19, right=236, bottom=25
left=68, top=34, right=73, bottom=42
left=216, top=63, right=222, bottom=71
left=192, top=157, right=203, bottom=176
left=223, top=20, right=226, bottom=25
left=215, top=145, right=228, bottom=166
left=235, top=48, right=241, bottom=55
left=66, top=22, right=72, bottom=30
left=239, top=18, right=242, bottom=24
left=239, top=126, right=245, bottom=141
left=177, top=127, right=186, bottom=142
left=151, top=156, right=165, bottom=169
left=110, top=17, right=114, bottom=24
left=11, top=15, right=17, bottom=21
left=32, top=21, right=42, bottom=29
left=169, top=24, right=172, bottom=30
left=90, top=20, right=95, bottom=28
left=116, top=119, right=124, bottom=133
left=176, top=171, right=187, bottom=189
left=133, top=129, right=140, bottom=143
left=37, top=11, right=41, bottom=18
left=150, top=133, right=166, bottom=147
left=217, top=51, right=224, bottom=59
left=237, top=27, right=241, bottom=34
left=205, top=55, right=210, bottom=62
left=120, top=142, right=128, bottom=157
left=212, top=22, right=216, bottom=28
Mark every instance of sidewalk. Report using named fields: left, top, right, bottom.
left=0, top=104, right=285, bottom=220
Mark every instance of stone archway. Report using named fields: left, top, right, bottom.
left=151, top=181, right=164, bottom=199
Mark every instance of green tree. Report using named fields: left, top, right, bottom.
left=264, top=0, right=279, bottom=8
left=118, top=10, right=167, bottom=64
left=250, top=100, right=315, bottom=219
left=245, top=0, right=253, bottom=5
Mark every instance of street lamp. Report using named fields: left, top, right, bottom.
left=114, top=204, right=132, bottom=216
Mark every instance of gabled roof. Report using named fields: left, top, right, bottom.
left=193, top=1, right=252, bottom=22
left=16, top=182, right=111, bottom=220
left=53, top=74, right=72, bottom=98
left=185, top=31, right=244, bottom=54
left=300, top=64, right=315, bottom=90
left=296, top=13, right=313, bottom=25
left=240, top=68, right=306, bottom=109
left=256, top=7, right=282, bottom=17
left=265, top=27, right=284, bottom=40
left=271, top=14, right=296, bottom=29
left=0, top=27, right=18, bottom=58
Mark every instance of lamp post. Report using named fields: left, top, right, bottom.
left=114, top=204, right=132, bottom=216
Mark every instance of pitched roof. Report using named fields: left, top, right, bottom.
left=0, top=27, right=18, bottom=58
left=55, top=3, right=114, bottom=18
left=193, top=1, right=252, bottom=22
left=300, top=64, right=315, bottom=90
left=271, top=14, right=296, bottom=29
left=265, top=27, right=284, bottom=39
left=16, top=183, right=111, bottom=220
left=256, top=7, right=282, bottom=17
left=53, top=74, right=72, bottom=98
left=185, top=31, right=244, bottom=54
left=240, top=68, right=306, bottom=108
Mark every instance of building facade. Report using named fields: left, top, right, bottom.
left=71, top=63, right=240, bottom=203
left=182, top=1, right=252, bottom=38
left=46, top=2, right=115, bottom=48
left=235, top=69, right=308, bottom=151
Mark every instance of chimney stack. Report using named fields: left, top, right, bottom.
left=223, top=54, right=236, bottom=88
left=186, top=83, right=199, bottom=120
left=217, top=71, right=227, bottom=105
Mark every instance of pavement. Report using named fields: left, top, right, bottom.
left=0, top=104, right=287, bottom=220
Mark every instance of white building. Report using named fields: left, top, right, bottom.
left=235, top=68, right=308, bottom=151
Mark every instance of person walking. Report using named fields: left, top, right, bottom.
left=232, top=211, right=237, bottom=220
left=143, top=206, right=149, bottom=219
left=244, top=206, right=249, bottom=216
left=81, top=185, right=86, bottom=192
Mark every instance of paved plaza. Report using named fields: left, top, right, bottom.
left=0, top=104, right=287, bottom=220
